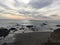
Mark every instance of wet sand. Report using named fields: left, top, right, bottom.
left=8, top=32, right=51, bottom=45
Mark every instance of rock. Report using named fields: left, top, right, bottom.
left=42, top=28, right=60, bottom=45
left=48, top=28, right=60, bottom=43
left=56, top=25, right=60, bottom=27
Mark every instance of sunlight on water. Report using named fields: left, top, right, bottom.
left=21, top=20, right=32, bottom=24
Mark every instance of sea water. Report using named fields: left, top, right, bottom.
left=0, top=19, right=60, bottom=31
left=0, top=19, right=60, bottom=43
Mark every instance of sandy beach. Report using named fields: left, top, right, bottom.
left=8, top=32, right=51, bottom=45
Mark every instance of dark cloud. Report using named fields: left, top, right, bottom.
left=51, top=14, right=58, bottom=17
left=33, top=15, right=51, bottom=19
left=0, top=2, right=13, bottom=10
left=29, top=0, right=53, bottom=9
left=0, top=10, right=4, bottom=13
left=18, top=10, right=30, bottom=14
left=18, top=10, right=39, bottom=15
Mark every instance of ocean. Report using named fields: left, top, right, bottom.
left=0, top=19, right=60, bottom=45
left=0, top=19, right=60, bottom=31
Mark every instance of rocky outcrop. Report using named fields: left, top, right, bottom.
left=42, top=28, right=60, bottom=45
left=48, top=28, right=60, bottom=43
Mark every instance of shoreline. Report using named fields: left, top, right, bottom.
left=8, top=32, right=51, bottom=45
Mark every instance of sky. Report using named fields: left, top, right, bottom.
left=0, top=0, right=60, bottom=20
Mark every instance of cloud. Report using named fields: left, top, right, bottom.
left=0, top=0, right=60, bottom=20
left=49, top=15, right=60, bottom=20
left=18, top=9, right=39, bottom=16
left=32, top=15, right=51, bottom=20
left=29, top=0, right=53, bottom=9
left=0, top=14, right=33, bottom=19
left=14, top=0, right=25, bottom=7
left=0, top=0, right=15, bottom=10
left=50, top=14, right=59, bottom=17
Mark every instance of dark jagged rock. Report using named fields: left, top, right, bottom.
left=0, top=27, right=10, bottom=37
left=9, top=28, right=17, bottom=32
left=56, top=25, right=60, bottom=27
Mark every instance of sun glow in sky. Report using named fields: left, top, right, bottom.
left=0, top=14, right=33, bottom=19
left=21, top=0, right=30, bottom=4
